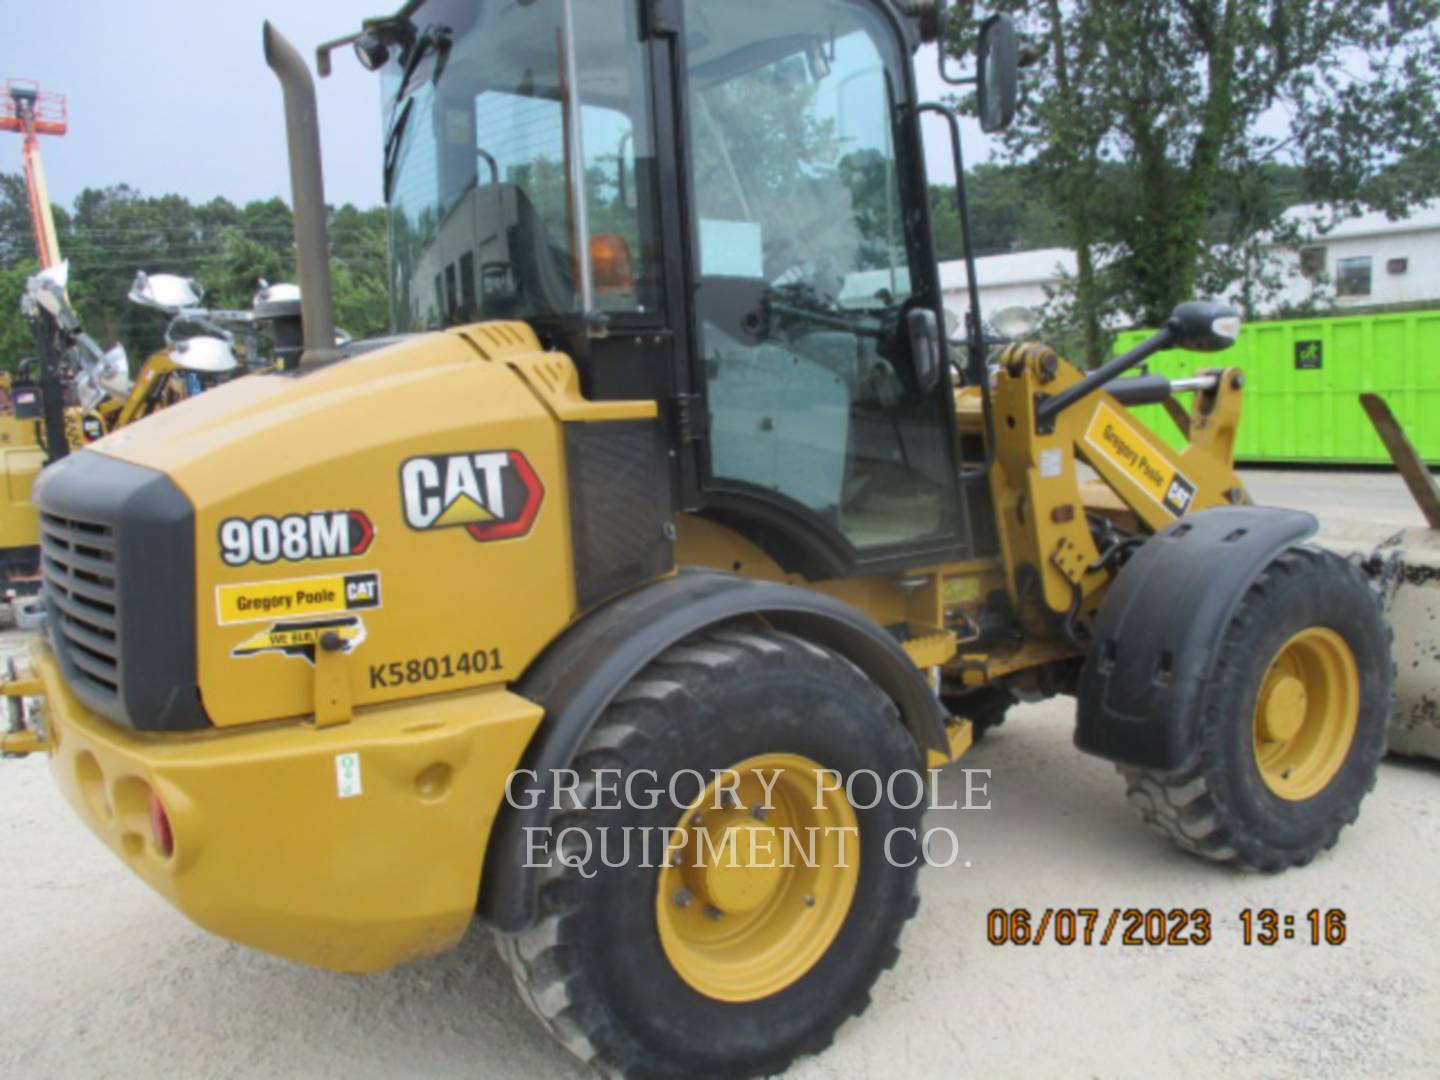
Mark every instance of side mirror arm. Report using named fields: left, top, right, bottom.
left=916, top=103, right=986, bottom=388
left=1034, top=326, right=1177, bottom=431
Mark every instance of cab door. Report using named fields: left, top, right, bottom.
left=678, top=0, right=977, bottom=577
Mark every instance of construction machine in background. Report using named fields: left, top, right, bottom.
left=0, top=79, right=249, bottom=607
left=0, top=265, right=245, bottom=615
left=1, top=3, right=1395, bottom=1076
left=0, top=80, right=69, bottom=602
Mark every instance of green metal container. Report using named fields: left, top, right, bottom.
left=1115, top=309, right=1440, bottom=464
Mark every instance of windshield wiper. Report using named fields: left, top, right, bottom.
left=382, top=97, right=416, bottom=202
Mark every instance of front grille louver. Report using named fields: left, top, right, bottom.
left=40, top=511, right=122, bottom=707
left=34, top=452, right=205, bottom=732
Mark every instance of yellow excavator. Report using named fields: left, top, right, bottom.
left=4, top=3, right=1393, bottom=1076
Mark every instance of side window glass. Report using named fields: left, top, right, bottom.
left=687, top=0, right=955, bottom=552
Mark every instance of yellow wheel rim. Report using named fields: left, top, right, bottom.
left=655, top=753, right=859, bottom=1002
left=1252, top=627, right=1359, bottom=801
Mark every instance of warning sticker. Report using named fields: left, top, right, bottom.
left=216, top=571, right=381, bottom=626
left=1083, top=401, right=1197, bottom=518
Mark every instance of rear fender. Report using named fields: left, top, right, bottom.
left=481, top=568, right=949, bottom=932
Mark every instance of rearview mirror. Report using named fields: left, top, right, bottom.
left=130, top=271, right=205, bottom=313
left=1168, top=301, right=1241, bottom=353
left=977, top=15, right=1019, bottom=133
left=907, top=308, right=944, bottom=394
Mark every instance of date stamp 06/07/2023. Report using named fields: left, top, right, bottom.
left=985, top=908, right=1349, bottom=947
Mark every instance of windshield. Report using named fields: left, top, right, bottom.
left=381, top=0, right=661, bottom=333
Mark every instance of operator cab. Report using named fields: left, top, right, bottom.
left=359, top=0, right=1010, bottom=579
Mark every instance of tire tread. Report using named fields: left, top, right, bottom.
left=495, top=624, right=921, bottom=1078
left=1118, top=545, right=1392, bottom=871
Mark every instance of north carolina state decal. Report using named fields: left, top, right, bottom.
left=399, top=450, right=544, bottom=542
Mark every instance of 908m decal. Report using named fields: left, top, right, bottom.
left=220, top=510, right=375, bottom=566
left=400, top=450, right=544, bottom=542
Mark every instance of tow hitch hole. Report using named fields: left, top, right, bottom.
left=415, top=762, right=453, bottom=802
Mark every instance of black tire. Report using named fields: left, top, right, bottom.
left=1119, top=546, right=1392, bottom=871
left=495, top=624, right=924, bottom=1078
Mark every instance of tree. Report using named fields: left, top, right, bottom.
left=0, top=174, right=395, bottom=370
left=329, top=204, right=389, bottom=336
left=949, top=0, right=1440, bottom=362
left=0, top=259, right=38, bottom=369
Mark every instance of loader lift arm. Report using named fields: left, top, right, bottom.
left=982, top=317, right=1251, bottom=645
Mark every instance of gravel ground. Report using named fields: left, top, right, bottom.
left=1, top=467, right=1437, bottom=1079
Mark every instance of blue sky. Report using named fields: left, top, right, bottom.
left=3, top=1, right=976, bottom=213
left=3, top=1, right=389, bottom=210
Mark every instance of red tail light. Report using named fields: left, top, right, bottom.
left=148, top=789, right=174, bottom=857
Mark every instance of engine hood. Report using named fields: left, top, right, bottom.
left=68, top=321, right=654, bottom=728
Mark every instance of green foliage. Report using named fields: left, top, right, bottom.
left=0, top=177, right=391, bottom=371
left=0, top=259, right=38, bottom=368
left=929, top=162, right=1072, bottom=261
left=948, top=0, right=1440, bottom=364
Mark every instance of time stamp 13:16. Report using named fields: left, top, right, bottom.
left=984, top=907, right=1348, bottom=946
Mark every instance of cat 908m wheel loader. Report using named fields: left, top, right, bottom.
left=2, top=2, right=1393, bottom=1075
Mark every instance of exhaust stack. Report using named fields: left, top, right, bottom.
left=263, top=22, right=339, bottom=369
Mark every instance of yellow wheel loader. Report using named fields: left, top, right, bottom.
left=3, top=2, right=1394, bottom=1075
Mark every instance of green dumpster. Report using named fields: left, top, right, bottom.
left=1115, top=308, right=1440, bottom=464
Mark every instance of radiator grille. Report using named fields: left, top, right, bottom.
left=40, top=511, right=121, bottom=706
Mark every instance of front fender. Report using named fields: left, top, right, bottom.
left=1075, top=506, right=1319, bottom=770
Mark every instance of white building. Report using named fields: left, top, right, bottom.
left=1268, top=201, right=1440, bottom=311
left=939, top=247, right=1075, bottom=326
left=941, top=200, right=1440, bottom=326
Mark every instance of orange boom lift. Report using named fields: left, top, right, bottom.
left=1, top=79, right=67, bottom=270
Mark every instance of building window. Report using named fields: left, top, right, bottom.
left=1336, top=256, right=1372, bottom=297
left=1299, top=246, right=1327, bottom=278
left=1387, top=257, right=1409, bottom=275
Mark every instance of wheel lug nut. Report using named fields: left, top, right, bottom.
left=751, top=805, right=768, bottom=821
left=674, top=888, right=693, bottom=908
left=803, top=894, right=815, bottom=908
left=704, top=905, right=724, bottom=921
